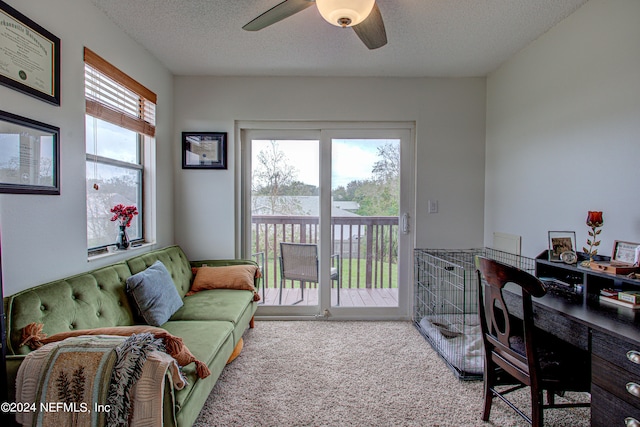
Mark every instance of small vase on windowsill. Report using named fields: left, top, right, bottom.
left=116, top=225, right=130, bottom=250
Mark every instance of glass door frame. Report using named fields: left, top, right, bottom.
left=237, top=121, right=416, bottom=320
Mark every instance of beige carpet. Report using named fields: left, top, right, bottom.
left=194, top=321, right=590, bottom=427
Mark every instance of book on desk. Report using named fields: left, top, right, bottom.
left=618, top=290, right=640, bottom=303
left=599, top=289, right=640, bottom=309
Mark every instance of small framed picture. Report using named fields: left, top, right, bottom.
left=182, top=132, right=227, bottom=169
left=548, top=231, right=576, bottom=262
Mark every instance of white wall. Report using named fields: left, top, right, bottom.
left=0, top=0, right=174, bottom=296
left=485, top=0, right=640, bottom=258
left=0, top=3, right=487, bottom=295
left=173, top=77, right=487, bottom=259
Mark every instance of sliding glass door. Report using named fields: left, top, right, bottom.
left=330, top=137, right=400, bottom=308
left=240, top=123, right=414, bottom=319
left=249, top=135, right=325, bottom=307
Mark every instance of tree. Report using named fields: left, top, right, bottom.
left=332, top=180, right=364, bottom=201
left=251, top=140, right=321, bottom=215
left=354, top=180, right=398, bottom=216
left=333, top=143, right=400, bottom=217
left=372, top=143, right=400, bottom=184
left=251, top=141, right=317, bottom=258
left=363, top=142, right=400, bottom=216
left=252, top=140, right=305, bottom=215
left=359, top=142, right=400, bottom=261
left=284, top=180, right=319, bottom=196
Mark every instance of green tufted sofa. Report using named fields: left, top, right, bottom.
left=3, top=245, right=259, bottom=427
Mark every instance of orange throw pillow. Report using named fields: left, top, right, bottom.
left=187, top=265, right=261, bottom=301
left=19, top=323, right=210, bottom=378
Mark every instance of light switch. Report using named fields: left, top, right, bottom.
left=428, top=199, right=438, bottom=213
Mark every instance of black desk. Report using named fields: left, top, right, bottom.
left=511, top=286, right=640, bottom=349
left=506, top=255, right=640, bottom=426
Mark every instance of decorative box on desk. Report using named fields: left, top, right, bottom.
left=590, top=240, right=640, bottom=276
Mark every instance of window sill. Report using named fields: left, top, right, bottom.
left=88, top=241, right=156, bottom=262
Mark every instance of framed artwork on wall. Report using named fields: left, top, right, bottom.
left=182, top=132, right=227, bottom=169
left=0, top=110, right=60, bottom=195
left=0, top=1, right=61, bottom=105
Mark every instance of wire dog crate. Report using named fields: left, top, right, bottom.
left=413, top=248, right=535, bottom=380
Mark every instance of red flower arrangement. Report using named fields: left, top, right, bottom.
left=110, top=204, right=138, bottom=228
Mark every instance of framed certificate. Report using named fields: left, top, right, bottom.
left=0, top=110, right=60, bottom=195
left=0, top=1, right=61, bottom=105
left=182, top=132, right=227, bottom=169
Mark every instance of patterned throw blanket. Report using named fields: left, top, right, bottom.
left=15, top=334, right=186, bottom=427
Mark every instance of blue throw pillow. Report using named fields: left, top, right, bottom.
left=126, top=260, right=183, bottom=326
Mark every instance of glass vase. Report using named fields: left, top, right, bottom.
left=116, top=225, right=130, bottom=250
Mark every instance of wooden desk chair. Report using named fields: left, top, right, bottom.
left=278, top=243, right=340, bottom=305
left=475, top=256, right=590, bottom=426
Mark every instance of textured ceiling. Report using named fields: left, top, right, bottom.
left=88, top=0, right=588, bottom=77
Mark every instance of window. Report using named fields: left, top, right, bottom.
left=84, top=47, right=156, bottom=252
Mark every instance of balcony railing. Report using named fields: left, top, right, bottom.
left=252, top=215, right=398, bottom=291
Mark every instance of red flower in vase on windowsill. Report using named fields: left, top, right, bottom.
left=110, top=204, right=138, bottom=250
left=110, top=204, right=138, bottom=228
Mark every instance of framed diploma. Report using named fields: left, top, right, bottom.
left=0, top=110, right=60, bottom=195
left=0, top=1, right=61, bottom=105
left=182, top=132, right=228, bottom=169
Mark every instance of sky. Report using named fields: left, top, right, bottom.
left=252, top=139, right=398, bottom=189
left=86, top=117, right=138, bottom=163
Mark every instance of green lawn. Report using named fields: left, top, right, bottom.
left=257, top=257, right=398, bottom=289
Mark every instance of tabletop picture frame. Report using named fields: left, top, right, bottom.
left=0, top=110, right=60, bottom=195
left=182, top=132, right=227, bottom=169
left=612, top=240, right=640, bottom=265
left=0, top=1, right=61, bottom=106
left=548, top=231, right=576, bottom=262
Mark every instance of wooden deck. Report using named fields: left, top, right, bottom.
left=259, top=287, right=398, bottom=307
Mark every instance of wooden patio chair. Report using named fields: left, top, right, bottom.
left=475, top=256, right=590, bottom=426
left=278, top=243, right=341, bottom=305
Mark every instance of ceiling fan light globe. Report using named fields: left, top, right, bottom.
left=316, top=0, right=375, bottom=27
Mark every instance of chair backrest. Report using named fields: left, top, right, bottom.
left=280, top=243, right=319, bottom=282
left=475, top=256, right=547, bottom=385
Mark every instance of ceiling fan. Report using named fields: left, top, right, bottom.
left=243, top=0, right=387, bottom=50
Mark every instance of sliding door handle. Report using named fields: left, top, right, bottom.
left=401, top=212, right=410, bottom=234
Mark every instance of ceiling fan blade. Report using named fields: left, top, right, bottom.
left=352, top=3, right=387, bottom=49
left=243, top=0, right=315, bottom=31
